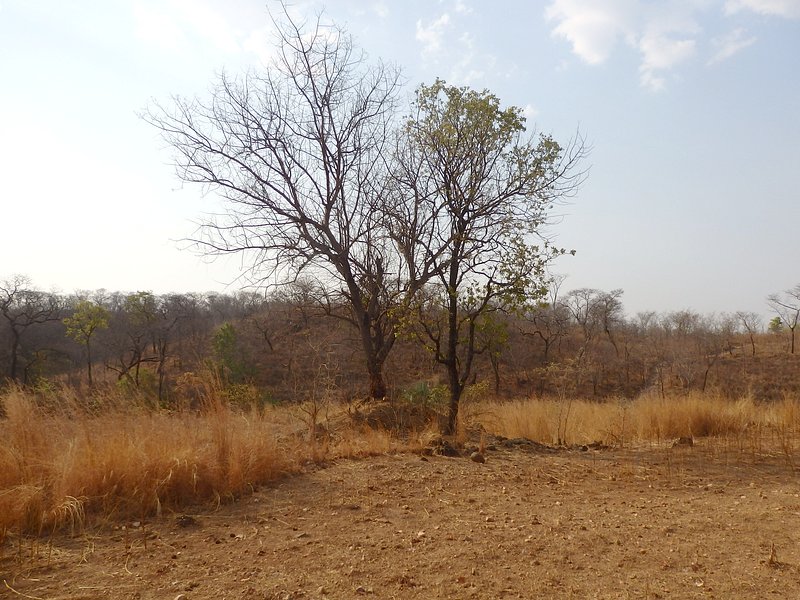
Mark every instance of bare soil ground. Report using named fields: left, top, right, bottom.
left=4, top=439, right=800, bottom=600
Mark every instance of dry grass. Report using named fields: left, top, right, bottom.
left=0, top=383, right=433, bottom=538
left=4, top=381, right=800, bottom=540
left=472, top=390, right=800, bottom=447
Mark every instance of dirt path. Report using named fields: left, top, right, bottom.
left=4, top=441, right=800, bottom=599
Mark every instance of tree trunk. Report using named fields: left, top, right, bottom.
left=9, top=329, right=20, bottom=380
left=446, top=366, right=461, bottom=435
left=357, top=323, right=388, bottom=399
left=444, top=257, right=462, bottom=435
left=353, top=299, right=392, bottom=400
left=367, top=361, right=387, bottom=399
left=86, top=341, right=93, bottom=387
left=157, top=340, right=168, bottom=403
left=490, top=352, right=501, bottom=394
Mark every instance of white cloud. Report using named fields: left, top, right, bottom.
left=725, top=0, right=800, bottom=18
left=639, top=70, right=666, bottom=92
left=522, top=103, right=540, bottom=122
left=454, top=0, right=473, bottom=15
left=707, top=28, right=757, bottom=64
left=635, top=7, right=699, bottom=90
left=638, top=30, right=696, bottom=90
left=639, top=34, right=696, bottom=71
left=544, top=0, right=728, bottom=91
left=545, top=0, right=638, bottom=65
left=459, top=30, right=475, bottom=49
left=416, top=13, right=451, bottom=58
left=444, top=32, right=485, bottom=84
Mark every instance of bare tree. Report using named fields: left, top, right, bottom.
left=144, top=8, right=406, bottom=399
left=520, top=275, right=570, bottom=364
left=735, top=311, right=762, bottom=356
left=0, top=275, right=63, bottom=382
left=393, top=80, right=586, bottom=433
left=767, top=285, right=800, bottom=354
left=565, top=288, right=623, bottom=360
left=104, top=291, right=160, bottom=388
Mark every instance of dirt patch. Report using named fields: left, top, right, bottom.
left=4, top=440, right=800, bottom=599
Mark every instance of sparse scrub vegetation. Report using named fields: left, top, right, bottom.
left=3, top=379, right=800, bottom=540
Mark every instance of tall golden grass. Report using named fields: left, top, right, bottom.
left=473, top=391, right=800, bottom=446
left=0, top=382, right=428, bottom=539
left=3, top=382, right=800, bottom=540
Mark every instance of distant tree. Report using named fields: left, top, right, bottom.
left=696, top=314, right=730, bottom=392
left=768, top=316, right=784, bottom=334
left=212, top=322, right=255, bottom=384
left=0, top=275, right=62, bottom=382
left=662, top=309, right=706, bottom=389
left=520, top=275, right=570, bottom=365
left=767, top=285, right=800, bottom=354
left=152, top=294, right=198, bottom=403
left=564, top=288, right=623, bottom=361
left=144, top=7, right=407, bottom=400
left=105, top=291, right=160, bottom=388
left=735, top=311, right=762, bottom=356
left=394, top=80, right=585, bottom=433
left=63, top=300, right=109, bottom=386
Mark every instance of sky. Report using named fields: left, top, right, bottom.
left=0, top=0, right=798, bottom=319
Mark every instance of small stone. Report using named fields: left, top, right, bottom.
left=174, top=595, right=187, bottom=600
left=470, top=452, right=485, bottom=464
left=176, top=515, right=199, bottom=528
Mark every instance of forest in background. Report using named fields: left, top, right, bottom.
left=2, top=274, right=798, bottom=411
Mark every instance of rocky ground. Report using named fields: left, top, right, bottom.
left=4, top=438, right=800, bottom=599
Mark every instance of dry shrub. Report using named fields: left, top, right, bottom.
left=333, top=422, right=432, bottom=458
left=348, top=400, right=441, bottom=432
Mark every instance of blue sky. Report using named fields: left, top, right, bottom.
left=0, top=0, right=797, bottom=318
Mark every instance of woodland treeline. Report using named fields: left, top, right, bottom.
left=2, top=275, right=799, bottom=407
